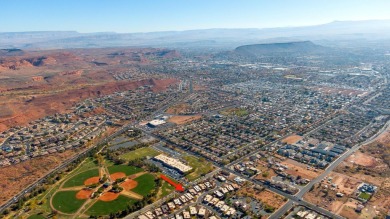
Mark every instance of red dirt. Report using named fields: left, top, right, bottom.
left=84, top=177, right=100, bottom=186
left=345, top=151, right=376, bottom=167
left=0, top=150, right=77, bottom=206
left=166, top=103, right=190, bottom=114
left=282, top=159, right=321, bottom=180
left=99, top=192, right=120, bottom=201
left=110, top=172, right=126, bottom=181
left=76, top=189, right=93, bottom=200
left=0, top=78, right=178, bottom=131
left=240, top=187, right=286, bottom=210
left=281, top=135, right=303, bottom=144
left=120, top=179, right=138, bottom=190
left=0, top=47, right=180, bottom=132
left=167, top=115, right=202, bottom=125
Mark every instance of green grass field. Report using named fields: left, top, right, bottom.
left=119, top=147, right=160, bottom=161
left=107, top=165, right=143, bottom=176
left=159, top=179, right=175, bottom=198
left=27, top=214, right=46, bottom=219
left=220, top=108, right=249, bottom=117
left=75, top=157, right=99, bottom=172
left=359, top=192, right=371, bottom=200
left=63, top=168, right=100, bottom=188
left=86, top=195, right=137, bottom=216
left=184, top=155, right=214, bottom=181
left=132, top=173, right=156, bottom=196
left=51, top=191, right=86, bottom=214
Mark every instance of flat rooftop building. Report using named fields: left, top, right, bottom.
left=147, top=119, right=166, bottom=127
left=154, top=154, right=192, bottom=173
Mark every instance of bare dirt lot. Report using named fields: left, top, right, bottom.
left=304, top=185, right=348, bottom=212
left=281, top=135, right=303, bottom=144
left=0, top=149, right=77, bottom=205
left=345, top=151, right=377, bottom=167
left=167, top=115, right=202, bottom=125
left=166, top=103, right=190, bottom=114
left=339, top=205, right=360, bottom=219
left=369, top=177, right=390, bottom=217
left=316, top=86, right=367, bottom=96
left=193, top=85, right=207, bottom=91
left=334, top=128, right=390, bottom=187
left=238, top=186, right=286, bottom=211
left=329, top=172, right=362, bottom=195
left=254, top=159, right=277, bottom=181
left=281, top=159, right=321, bottom=180
left=257, top=189, right=286, bottom=209
left=376, top=126, right=390, bottom=145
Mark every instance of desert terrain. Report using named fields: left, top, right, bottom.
left=0, top=48, right=180, bottom=132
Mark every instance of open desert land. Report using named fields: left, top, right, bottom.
left=281, top=135, right=303, bottom=144
left=369, top=177, right=390, bottom=217
left=328, top=172, right=363, bottom=195
left=338, top=202, right=380, bottom=219
left=344, top=151, right=378, bottom=167
left=0, top=48, right=180, bottom=132
left=303, top=171, right=373, bottom=215
left=238, top=186, right=287, bottom=211
left=254, top=159, right=278, bottom=181
left=334, top=127, right=390, bottom=188
left=0, top=78, right=177, bottom=132
left=329, top=131, right=390, bottom=218
left=0, top=150, right=77, bottom=206
left=165, top=103, right=190, bottom=114
left=303, top=178, right=349, bottom=213
left=281, top=158, right=322, bottom=180
left=167, top=115, right=202, bottom=125
left=193, top=84, right=208, bottom=91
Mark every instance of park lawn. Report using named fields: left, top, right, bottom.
left=160, top=180, right=175, bottom=198
left=86, top=195, right=137, bottom=216
left=52, top=191, right=86, bottom=214
left=184, top=155, right=214, bottom=181
left=132, top=173, right=156, bottom=196
left=63, top=168, right=100, bottom=188
left=74, top=157, right=99, bottom=173
left=27, top=215, right=46, bottom=219
left=107, top=165, right=143, bottom=176
left=359, top=192, right=371, bottom=200
left=220, top=108, right=249, bottom=117
left=119, top=147, right=160, bottom=161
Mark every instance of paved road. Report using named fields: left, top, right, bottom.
left=145, top=114, right=390, bottom=219
left=270, top=119, right=390, bottom=219
left=140, top=128, right=343, bottom=219
left=0, top=91, right=190, bottom=213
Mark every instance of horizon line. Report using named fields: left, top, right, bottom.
left=1, top=18, right=390, bottom=34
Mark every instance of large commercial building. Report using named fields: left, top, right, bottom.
left=153, top=154, right=192, bottom=173
left=147, top=119, right=166, bottom=127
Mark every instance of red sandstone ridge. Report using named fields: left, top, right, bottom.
left=25, top=56, right=57, bottom=66
left=0, top=56, right=57, bottom=70
left=60, top=70, right=83, bottom=76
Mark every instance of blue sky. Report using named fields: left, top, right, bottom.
left=1, top=0, right=390, bottom=33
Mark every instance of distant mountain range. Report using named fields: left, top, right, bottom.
left=234, top=41, right=327, bottom=57
left=1, top=19, right=390, bottom=50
